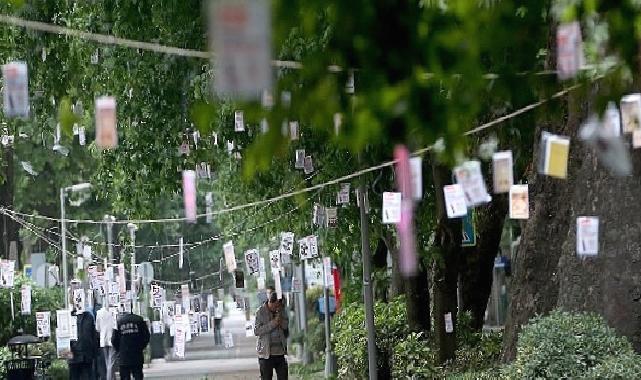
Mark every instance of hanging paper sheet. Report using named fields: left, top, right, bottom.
left=56, top=310, right=71, bottom=338
left=444, top=312, right=454, bottom=334
left=325, top=207, right=338, bottom=228
left=307, top=236, right=319, bottom=259
left=245, top=249, right=260, bottom=276
left=539, top=132, right=570, bottom=179
left=21, top=285, right=31, bottom=315
left=273, top=268, right=282, bottom=300
left=36, top=311, right=51, bottom=338
left=210, top=0, right=272, bottom=99
left=280, top=232, right=295, bottom=265
left=461, top=210, right=477, bottom=247
left=270, top=250, right=281, bottom=271
left=224, top=330, right=235, bottom=348
left=323, top=257, right=333, bottom=289
left=182, top=170, right=197, bottom=222
left=337, top=183, right=351, bottom=205
left=224, top=241, right=237, bottom=273
left=579, top=114, right=631, bottom=176
left=453, top=161, right=492, bottom=207
left=382, top=192, right=402, bottom=224
left=245, top=321, right=254, bottom=338
left=303, top=156, right=314, bottom=174
left=394, top=144, right=418, bottom=276
left=298, top=238, right=310, bottom=260
left=509, top=185, right=529, bottom=220
left=234, top=110, right=245, bottom=132
left=0, top=259, right=15, bottom=287
left=443, top=184, right=467, bottom=218
left=295, top=149, right=305, bottom=169
left=95, top=96, right=118, bottom=149
left=410, top=157, right=423, bottom=201
left=492, top=151, right=513, bottom=194
left=620, top=93, right=641, bottom=134
left=2, top=61, right=29, bottom=117
left=556, top=21, right=584, bottom=80
left=289, top=121, right=299, bottom=140
left=576, top=216, right=599, bottom=256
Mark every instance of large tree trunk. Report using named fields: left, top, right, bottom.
left=431, top=160, right=462, bottom=363
left=405, top=263, right=431, bottom=332
left=503, top=88, right=641, bottom=360
left=460, top=196, right=508, bottom=330
left=0, top=146, right=19, bottom=266
left=385, top=231, right=405, bottom=298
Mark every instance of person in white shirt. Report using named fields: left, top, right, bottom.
left=96, top=305, right=116, bottom=380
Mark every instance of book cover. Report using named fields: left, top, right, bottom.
left=545, top=135, right=570, bottom=178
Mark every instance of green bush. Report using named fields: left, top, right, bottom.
left=305, top=317, right=326, bottom=359
left=0, top=346, right=11, bottom=379
left=391, top=331, right=439, bottom=379
left=47, top=359, right=69, bottom=380
left=504, top=310, right=638, bottom=379
left=583, top=352, right=641, bottom=379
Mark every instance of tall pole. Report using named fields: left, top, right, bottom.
left=105, top=215, right=115, bottom=264
left=323, top=258, right=335, bottom=377
left=128, top=223, right=137, bottom=314
left=358, top=183, right=377, bottom=380
left=60, top=188, right=69, bottom=308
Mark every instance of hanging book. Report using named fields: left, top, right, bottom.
left=556, top=21, right=584, bottom=80
left=509, top=185, right=529, bottom=219
left=182, top=170, right=197, bottom=222
left=2, top=61, right=29, bottom=118
left=382, top=192, right=402, bottom=224
left=539, top=132, right=570, bottom=179
left=492, top=151, right=513, bottom=194
left=295, top=149, right=305, bottom=169
left=620, top=94, right=641, bottom=134
left=223, top=241, right=237, bottom=273
left=95, top=96, right=118, bottom=149
left=576, top=216, right=599, bottom=256
left=453, top=160, right=492, bottom=207
left=443, top=184, right=467, bottom=218
left=234, top=111, right=245, bottom=132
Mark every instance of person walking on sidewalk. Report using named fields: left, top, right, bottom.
left=112, top=311, right=150, bottom=380
left=96, top=305, right=116, bottom=379
left=68, top=310, right=99, bottom=380
left=254, top=292, right=289, bottom=380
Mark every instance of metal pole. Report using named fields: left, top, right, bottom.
left=60, top=188, right=69, bottom=308
left=299, top=259, right=311, bottom=364
left=323, top=272, right=335, bottom=377
left=129, top=225, right=137, bottom=314
left=358, top=183, right=377, bottom=380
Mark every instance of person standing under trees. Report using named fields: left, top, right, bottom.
left=96, top=304, right=116, bottom=379
left=254, top=292, right=289, bottom=380
left=112, top=311, right=150, bottom=380
left=68, top=310, right=99, bottom=380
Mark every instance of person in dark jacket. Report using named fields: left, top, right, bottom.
left=68, top=310, right=99, bottom=380
left=111, top=312, right=150, bottom=380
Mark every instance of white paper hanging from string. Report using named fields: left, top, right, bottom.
left=579, top=115, right=631, bottom=175
left=36, top=311, right=51, bottom=338
left=556, top=21, right=584, bottom=80
left=260, top=118, right=269, bottom=134
left=245, top=249, right=260, bottom=276
left=56, top=309, right=71, bottom=338
left=444, top=312, right=454, bottom=333
left=210, top=0, right=272, bottom=100
left=337, top=183, right=350, bottom=205
left=325, top=207, right=338, bottom=228
left=179, top=237, right=184, bottom=269
left=410, top=157, right=423, bottom=201
left=224, top=241, right=237, bottom=273
left=289, top=121, right=299, bottom=141
left=273, top=268, right=282, bottom=300
left=322, top=257, right=332, bottom=289
left=453, top=160, right=492, bottom=207
left=2, top=61, right=29, bottom=118
left=0, top=259, right=15, bottom=287
left=492, top=151, right=513, bottom=194
left=509, top=185, right=529, bottom=219
left=443, top=184, right=467, bottom=218
left=95, top=96, right=118, bottom=149
left=182, top=170, right=197, bottom=223
left=620, top=94, right=641, bottom=134
left=21, top=284, right=31, bottom=315
left=539, top=132, right=570, bottom=179
left=577, top=216, right=599, bottom=256
left=73, top=288, right=85, bottom=313
left=299, top=238, right=310, bottom=260
left=205, top=192, right=214, bottom=224
left=333, top=113, right=342, bottom=136
left=303, top=156, right=314, bottom=174
left=307, top=235, right=319, bottom=259
left=245, top=321, right=254, bottom=337
left=270, top=250, right=281, bottom=271
left=79, top=127, right=86, bottom=146
left=294, top=149, right=305, bottom=169
left=280, top=232, right=295, bottom=265
left=382, top=192, right=402, bottom=224
left=174, top=323, right=186, bottom=358
left=603, top=102, right=621, bottom=137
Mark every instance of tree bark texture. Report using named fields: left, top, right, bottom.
left=431, top=159, right=462, bottom=363
left=503, top=90, right=641, bottom=361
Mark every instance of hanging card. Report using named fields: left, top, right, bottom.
left=245, top=321, right=254, bottom=337
left=603, top=102, right=621, bottom=137
left=577, top=216, right=599, bottom=256
left=382, top=192, right=402, bottom=224
left=298, top=238, right=309, bottom=260
left=410, top=157, right=423, bottom=201
left=179, top=237, right=184, bottom=269
left=56, top=335, right=72, bottom=359
left=620, top=94, right=641, bottom=134
left=280, top=232, right=294, bottom=265
left=556, top=21, right=584, bottom=80
left=337, top=183, right=350, bottom=205
left=2, top=61, right=29, bottom=117
left=323, top=257, right=332, bottom=289
left=210, top=0, right=272, bottom=99
left=453, top=160, right=492, bottom=207
left=36, top=311, right=51, bottom=337
left=579, top=115, right=631, bottom=176
left=234, top=110, right=245, bottom=132
left=182, top=170, right=197, bottom=222
left=303, top=156, right=314, bottom=174
left=289, top=121, right=299, bottom=140
left=444, top=312, right=454, bottom=333
left=492, top=151, right=513, bottom=194
left=95, top=96, right=118, bottom=149
left=270, top=250, right=281, bottom=271
left=443, top=184, right=467, bottom=218
left=273, top=269, right=282, bottom=300
left=223, top=241, right=237, bottom=273
left=325, top=207, right=337, bottom=228
left=544, top=134, right=570, bottom=179
left=0, top=259, right=15, bottom=287
left=295, top=149, right=305, bottom=169
left=245, top=249, right=260, bottom=276
left=56, top=310, right=71, bottom=338
left=307, top=236, right=319, bottom=259
left=509, top=185, right=529, bottom=219
left=461, top=210, right=477, bottom=247
left=21, top=285, right=31, bottom=315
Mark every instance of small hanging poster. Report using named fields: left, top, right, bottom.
left=295, top=149, right=305, bottom=169
left=337, top=183, right=350, bottom=205
left=151, top=284, right=163, bottom=309
left=234, top=110, right=245, bottom=132
left=303, top=156, right=314, bottom=175
left=73, top=288, right=85, bottom=313
left=312, top=203, right=324, bottom=226
left=633, top=130, right=641, bottom=149
left=280, top=232, right=295, bottom=264
left=292, top=277, right=302, bottom=293
left=540, top=132, right=570, bottom=179
left=205, top=192, right=214, bottom=224
left=509, top=185, right=529, bottom=219
left=333, top=113, right=342, bottom=136
left=576, top=216, right=599, bottom=256
left=492, top=151, right=513, bottom=194
left=382, top=192, right=402, bottom=224
left=289, top=121, right=299, bottom=141
left=620, top=94, right=641, bottom=134
left=444, top=312, right=454, bottom=333
left=257, top=276, right=265, bottom=290
left=245, top=321, right=254, bottom=338
left=182, top=170, right=197, bottom=223
left=56, top=309, right=71, bottom=338
left=0, top=259, right=15, bottom=287
left=21, top=284, right=31, bottom=315
left=36, top=311, right=51, bottom=337
left=556, top=21, right=584, bottom=80
left=179, top=237, right=184, bottom=269
left=603, top=102, right=621, bottom=137
left=245, top=249, right=260, bottom=275
left=307, top=235, right=319, bottom=259
left=2, top=61, right=29, bottom=118
left=174, top=324, right=186, bottom=358
left=461, top=210, right=477, bottom=247
left=152, top=321, right=163, bottom=334
left=78, top=127, right=86, bottom=146
left=298, top=238, right=310, bottom=260
left=443, top=184, right=467, bottom=218
left=453, top=160, right=492, bottom=207
left=95, top=96, right=118, bottom=149
left=270, top=250, right=281, bottom=271
left=323, top=257, right=332, bottom=289
left=410, top=156, right=423, bottom=201
left=223, top=241, right=237, bottom=273
left=56, top=335, right=72, bottom=359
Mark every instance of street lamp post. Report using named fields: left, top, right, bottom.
left=127, top=223, right=138, bottom=313
left=60, top=183, right=92, bottom=307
